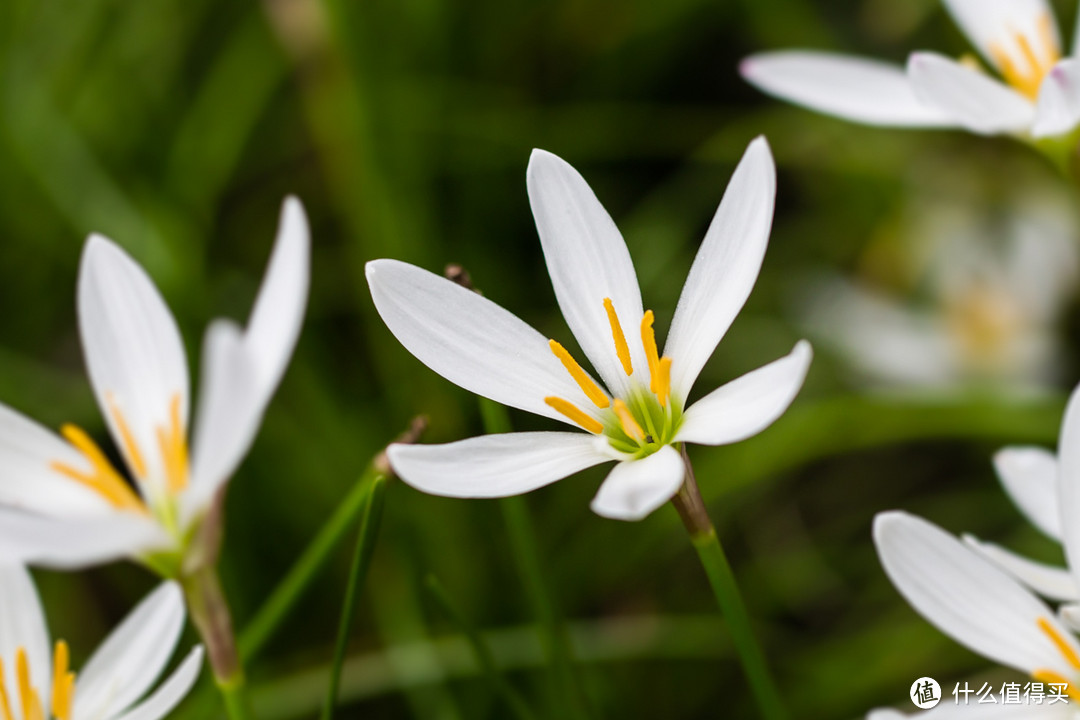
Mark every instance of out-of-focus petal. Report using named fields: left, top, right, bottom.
left=907, top=52, right=1035, bottom=135
left=590, top=445, right=684, bottom=521
left=993, top=446, right=1060, bottom=539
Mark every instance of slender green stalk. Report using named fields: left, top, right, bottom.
left=322, top=474, right=388, bottom=720
left=671, top=445, right=786, bottom=720
left=424, top=574, right=536, bottom=720
left=181, top=566, right=253, bottom=720
left=479, top=398, right=592, bottom=719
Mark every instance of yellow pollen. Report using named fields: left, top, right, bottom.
left=544, top=397, right=604, bottom=434
left=548, top=340, right=609, bottom=409
left=612, top=399, right=645, bottom=442
left=0, top=658, right=13, bottom=720
left=640, top=311, right=661, bottom=393
left=50, top=641, right=75, bottom=720
left=157, top=393, right=190, bottom=495
left=655, top=356, right=672, bottom=408
left=1032, top=669, right=1080, bottom=702
left=51, top=425, right=146, bottom=514
left=106, top=394, right=147, bottom=480
left=603, top=298, right=633, bottom=376
left=990, top=13, right=1060, bottom=100
left=1038, top=617, right=1080, bottom=670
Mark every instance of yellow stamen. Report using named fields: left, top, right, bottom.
left=640, top=311, right=661, bottom=393
left=51, top=425, right=146, bottom=513
left=655, top=356, right=672, bottom=408
left=990, top=13, right=1060, bottom=100
left=1038, top=617, right=1080, bottom=670
left=15, top=648, right=41, bottom=720
left=1032, top=669, right=1080, bottom=702
left=106, top=394, right=147, bottom=480
left=549, top=340, right=609, bottom=409
left=0, top=658, right=13, bottom=720
left=544, top=397, right=603, bottom=434
left=50, top=641, right=75, bottom=720
left=612, top=399, right=645, bottom=442
left=603, top=298, right=633, bottom=376
left=157, top=393, right=189, bottom=494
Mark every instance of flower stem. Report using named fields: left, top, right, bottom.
left=322, top=473, right=388, bottom=720
left=671, top=445, right=787, bottom=720
left=181, top=565, right=253, bottom=720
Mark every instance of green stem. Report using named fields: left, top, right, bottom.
left=181, top=566, right=253, bottom=720
left=479, top=398, right=591, bottom=719
left=322, top=474, right=388, bottom=720
left=671, top=445, right=787, bottom=720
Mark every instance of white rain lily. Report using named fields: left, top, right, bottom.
left=366, top=138, right=812, bottom=521
left=0, top=564, right=203, bottom=720
left=0, top=197, right=310, bottom=574
left=804, top=192, right=1077, bottom=391
left=870, top=511, right=1080, bottom=718
left=742, top=0, right=1080, bottom=140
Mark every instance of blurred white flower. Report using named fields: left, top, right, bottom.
left=742, top=0, right=1080, bottom=140
left=803, top=193, right=1078, bottom=392
left=0, top=564, right=202, bottom=720
left=366, top=138, right=812, bottom=521
left=0, top=198, right=310, bottom=574
left=869, top=511, right=1080, bottom=718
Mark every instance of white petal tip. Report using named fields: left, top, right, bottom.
left=872, top=510, right=909, bottom=541
left=526, top=148, right=568, bottom=177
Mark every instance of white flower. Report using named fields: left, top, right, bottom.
left=0, top=197, right=310, bottom=572
left=741, top=0, right=1080, bottom=140
left=871, top=510, right=1080, bottom=718
left=366, top=139, right=812, bottom=521
left=0, top=563, right=203, bottom=720
left=804, top=192, right=1077, bottom=391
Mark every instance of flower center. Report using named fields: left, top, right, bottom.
left=944, top=283, right=1024, bottom=371
left=49, top=392, right=189, bottom=515
left=1032, top=616, right=1080, bottom=702
left=542, top=298, right=679, bottom=455
left=0, top=642, right=76, bottom=720
left=989, top=12, right=1060, bottom=100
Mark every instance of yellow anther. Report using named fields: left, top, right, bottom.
left=640, top=311, right=661, bottom=393
left=157, top=393, right=189, bottom=495
left=15, top=647, right=41, bottom=720
left=603, top=298, right=633, bottom=376
left=51, top=640, right=75, bottom=720
left=107, top=394, right=147, bottom=480
left=655, top=357, right=672, bottom=408
left=1038, top=617, right=1080, bottom=670
left=990, top=13, right=1060, bottom=100
left=549, top=340, right=609, bottom=409
left=612, top=399, right=645, bottom=442
left=544, top=397, right=604, bottom=434
left=1032, top=669, right=1080, bottom=702
left=0, top=658, right=13, bottom=720
left=52, top=425, right=146, bottom=513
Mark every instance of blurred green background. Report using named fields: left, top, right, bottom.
left=3, top=0, right=1079, bottom=717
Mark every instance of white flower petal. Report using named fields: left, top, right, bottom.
left=590, top=445, right=684, bottom=521
left=740, top=51, right=956, bottom=126
left=663, top=137, right=776, bottom=401
left=74, top=582, right=186, bottom=720
left=963, top=535, right=1077, bottom=601
left=942, top=0, right=1061, bottom=74
left=243, top=196, right=310, bottom=395
left=186, top=321, right=263, bottom=519
left=1033, top=59, right=1080, bottom=137
left=993, top=446, right=1060, bottom=540
left=108, top=646, right=203, bottom=720
left=674, top=341, right=811, bottom=446
left=0, top=509, right=166, bottom=569
left=366, top=259, right=602, bottom=426
left=527, top=149, right=648, bottom=398
left=874, top=511, right=1079, bottom=676
left=78, top=235, right=189, bottom=493
left=387, top=432, right=611, bottom=498
left=1059, top=603, right=1080, bottom=633
left=0, top=403, right=119, bottom=516
left=1057, top=382, right=1080, bottom=592
left=907, top=52, right=1035, bottom=135
left=0, top=565, right=50, bottom=715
